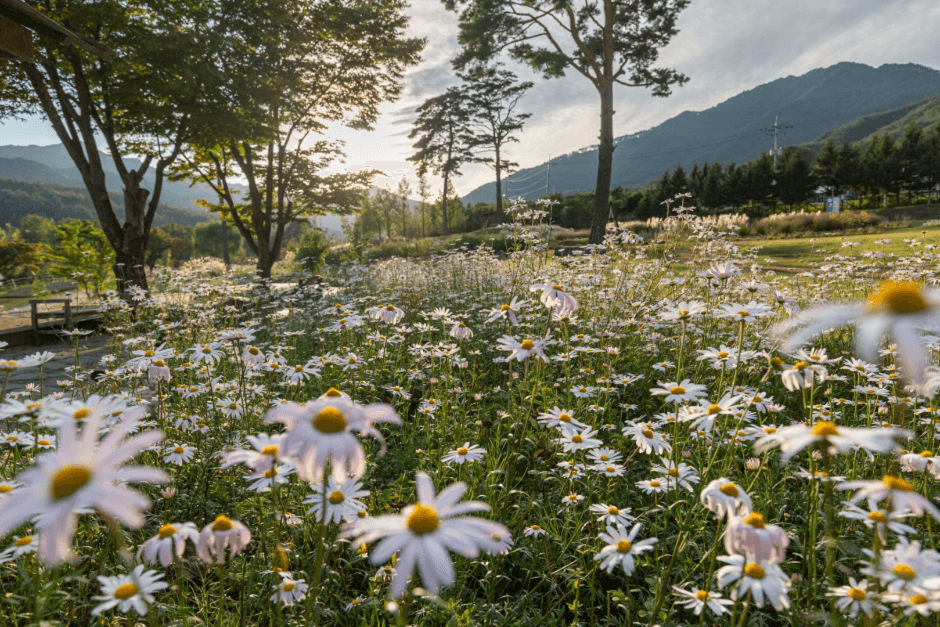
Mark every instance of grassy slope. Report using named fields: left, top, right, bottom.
left=736, top=224, right=940, bottom=270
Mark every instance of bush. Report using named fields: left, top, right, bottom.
left=294, top=228, right=331, bottom=273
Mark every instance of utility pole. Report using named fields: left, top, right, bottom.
left=761, top=114, right=793, bottom=170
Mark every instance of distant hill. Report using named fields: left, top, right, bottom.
left=462, top=62, right=940, bottom=204
left=801, top=94, right=940, bottom=151
left=0, top=143, right=233, bottom=209
left=0, top=177, right=212, bottom=228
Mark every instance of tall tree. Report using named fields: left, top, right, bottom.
left=724, top=161, right=748, bottom=210
left=813, top=138, right=842, bottom=197
left=837, top=142, right=862, bottom=204
left=444, top=0, right=690, bottom=243
left=747, top=153, right=775, bottom=216
left=417, top=172, right=431, bottom=237
left=176, top=0, right=423, bottom=278
left=920, top=122, right=940, bottom=205
left=395, top=175, right=412, bottom=237
left=700, top=163, right=725, bottom=212
left=459, top=63, right=532, bottom=222
left=897, top=124, right=924, bottom=204
left=865, top=133, right=901, bottom=209
left=777, top=149, right=816, bottom=210
left=0, top=0, right=228, bottom=292
left=407, top=88, right=475, bottom=236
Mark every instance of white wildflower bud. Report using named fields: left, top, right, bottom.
left=746, top=458, right=761, bottom=470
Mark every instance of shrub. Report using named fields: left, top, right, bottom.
left=294, top=228, right=331, bottom=273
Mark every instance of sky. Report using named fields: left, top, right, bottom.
left=2, top=0, right=940, bottom=201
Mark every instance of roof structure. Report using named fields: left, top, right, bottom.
left=0, top=0, right=115, bottom=62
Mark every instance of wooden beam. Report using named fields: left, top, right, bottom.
left=0, top=12, right=33, bottom=62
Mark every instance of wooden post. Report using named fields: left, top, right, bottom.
left=0, top=13, right=34, bottom=62
left=64, top=293, right=72, bottom=329
left=30, top=299, right=39, bottom=343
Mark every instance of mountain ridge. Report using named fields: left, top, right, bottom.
left=463, top=62, right=940, bottom=204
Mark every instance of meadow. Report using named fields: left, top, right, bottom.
left=1, top=200, right=940, bottom=626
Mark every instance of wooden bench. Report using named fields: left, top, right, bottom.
left=30, top=297, right=72, bottom=341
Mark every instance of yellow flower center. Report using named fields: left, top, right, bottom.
left=283, top=582, right=296, bottom=592
left=868, top=281, right=927, bottom=314
left=720, top=483, right=739, bottom=497
left=15, top=536, right=32, bottom=547
left=74, top=408, right=90, bottom=420
left=325, top=388, right=342, bottom=397
left=848, top=587, right=866, bottom=601
left=261, top=445, right=279, bottom=456
left=553, top=285, right=563, bottom=290
left=883, top=475, right=913, bottom=491
left=531, top=525, right=541, bottom=530
left=313, top=406, right=346, bottom=433
left=743, top=512, right=765, bottom=529
left=386, top=305, right=395, bottom=311
left=738, top=310, right=750, bottom=317
left=894, top=564, right=916, bottom=580
left=202, top=347, right=212, bottom=354
left=559, top=413, right=572, bottom=422
left=6, top=436, right=16, bottom=442
left=744, top=563, right=765, bottom=579
left=764, top=427, right=777, bottom=434
left=605, top=466, right=615, bottom=473
left=264, top=468, right=277, bottom=478
left=811, top=421, right=839, bottom=437
left=642, top=429, right=654, bottom=438
left=616, top=540, right=632, bottom=553
left=158, top=524, right=177, bottom=539
left=406, top=504, right=439, bottom=535
left=793, top=361, right=808, bottom=371
left=37, top=439, right=50, bottom=446
left=649, top=480, right=661, bottom=487
left=500, top=304, right=511, bottom=312
left=144, top=350, right=155, bottom=357
left=717, top=351, right=729, bottom=359
left=457, top=447, right=469, bottom=456
left=26, top=403, right=41, bottom=410
left=707, top=404, right=721, bottom=415
left=868, top=511, right=887, bottom=523
left=607, top=506, right=619, bottom=515
left=328, top=490, right=345, bottom=504
left=520, top=339, right=535, bottom=350
left=212, top=515, right=234, bottom=532
left=249, top=347, right=260, bottom=355
left=51, top=465, right=91, bottom=500
left=670, top=386, right=686, bottom=395
left=174, top=446, right=185, bottom=454
left=491, top=533, right=502, bottom=542
left=910, top=594, right=928, bottom=604
left=114, top=583, right=138, bottom=600
left=571, top=435, right=583, bottom=443
left=0, top=485, right=10, bottom=493
left=668, top=468, right=678, bottom=477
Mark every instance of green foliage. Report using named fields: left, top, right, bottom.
left=0, top=240, right=44, bottom=279
left=293, top=227, right=331, bottom=273
left=146, top=225, right=193, bottom=269
left=42, top=220, right=115, bottom=297
left=193, top=221, right=245, bottom=263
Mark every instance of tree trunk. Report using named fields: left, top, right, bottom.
left=222, top=223, right=231, bottom=269
left=495, top=144, right=503, bottom=222
left=589, top=81, right=615, bottom=244
left=257, top=245, right=273, bottom=280
left=118, top=174, right=151, bottom=293
left=442, top=174, right=450, bottom=236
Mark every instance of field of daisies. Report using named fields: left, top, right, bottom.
left=2, top=201, right=940, bottom=626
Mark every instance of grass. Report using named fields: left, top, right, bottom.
left=736, top=224, right=940, bottom=270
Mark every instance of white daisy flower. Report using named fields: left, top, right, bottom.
left=594, top=523, right=657, bottom=575
left=442, top=443, right=486, bottom=465
left=304, top=476, right=369, bottom=524
left=137, top=522, right=200, bottom=566
left=0, top=410, right=166, bottom=565
left=270, top=572, right=308, bottom=606
left=672, top=586, right=734, bottom=616
left=92, top=564, right=167, bottom=616
left=347, top=472, right=509, bottom=599
left=716, top=554, right=791, bottom=610
left=196, top=515, right=252, bottom=564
